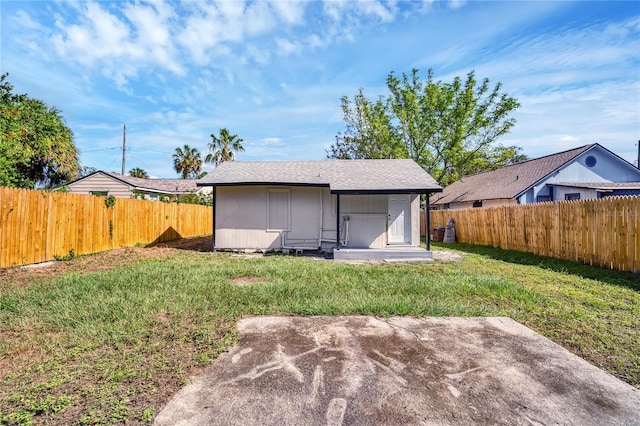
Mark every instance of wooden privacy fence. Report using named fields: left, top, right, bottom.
left=0, top=187, right=213, bottom=268
left=423, top=196, right=639, bottom=272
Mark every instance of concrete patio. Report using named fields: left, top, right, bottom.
left=155, top=316, right=640, bottom=425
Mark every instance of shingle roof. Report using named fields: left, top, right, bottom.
left=197, top=159, right=442, bottom=193
left=102, top=172, right=198, bottom=193
left=431, top=144, right=595, bottom=204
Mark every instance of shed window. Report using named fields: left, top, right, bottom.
left=472, top=200, right=483, bottom=208
left=565, top=193, right=580, bottom=201
left=267, top=189, right=290, bottom=231
left=90, top=191, right=108, bottom=196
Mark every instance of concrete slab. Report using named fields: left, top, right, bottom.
left=334, top=247, right=433, bottom=262
left=155, top=316, right=640, bottom=426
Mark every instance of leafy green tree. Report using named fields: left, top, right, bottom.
left=461, top=145, right=528, bottom=177
left=327, top=90, right=404, bottom=160
left=173, top=145, right=202, bottom=179
left=0, top=74, right=79, bottom=188
left=328, top=68, right=522, bottom=186
left=205, top=128, right=244, bottom=166
left=129, top=167, right=149, bottom=179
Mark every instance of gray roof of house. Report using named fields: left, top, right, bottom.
left=197, top=159, right=442, bottom=193
left=431, top=144, right=596, bottom=204
left=101, top=171, right=198, bottom=194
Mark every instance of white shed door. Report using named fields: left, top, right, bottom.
left=388, top=194, right=410, bottom=244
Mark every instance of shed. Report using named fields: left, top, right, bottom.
left=197, top=159, right=442, bottom=260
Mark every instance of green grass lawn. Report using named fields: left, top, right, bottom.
left=1, top=243, right=638, bottom=425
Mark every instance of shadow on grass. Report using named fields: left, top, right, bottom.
left=431, top=241, right=639, bottom=292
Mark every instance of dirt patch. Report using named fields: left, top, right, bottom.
left=432, top=250, right=463, bottom=262
left=151, top=236, right=214, bottom=252
left=230, top=276, right=263, bottom=286
left=0, top=236, right=214, bottom=290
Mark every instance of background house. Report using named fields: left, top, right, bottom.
left=431, top=143, right=640, bottom=210
left=197, top=159, right=442, bottom=258
left=65, top=170, right=209, bottom=201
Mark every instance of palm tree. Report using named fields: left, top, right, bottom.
left=205, top=128, right=244, bottom=166
left=129, top=167, right=149, bottom=179
left=173, top=145, right=202, bottom=179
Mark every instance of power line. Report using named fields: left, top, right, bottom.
left=79, top=146, right=121, bottom=153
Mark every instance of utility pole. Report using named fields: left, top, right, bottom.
left=121, top=124, right=126, bottom=175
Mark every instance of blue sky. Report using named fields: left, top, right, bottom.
left=1, top=0, right=639, bottom=178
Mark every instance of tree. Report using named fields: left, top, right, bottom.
left=327, top=90, right=404, bottom=160
left=172, top=145, right=202, bottom=179
left=1, top=73, right=79, bottom=188
left=328, top=68, right=522, bottom=186
left=129, top=167, right=149, bottom=179
left=78, top=166, right=97, bottom=178
left=205, top=128, right=244, bottom=166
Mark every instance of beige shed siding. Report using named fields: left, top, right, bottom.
left=340, top=194, right=387, bottom=248
left=344, top=215, right=387, bottom=248
left=216, top=186, right=273, bottom=249
left=216, top=186, right=420, bottom=250
left=320, top=188, right=335, bottom=243
left=215, top=186, right=324, bottom=250
left=411, top=194, right=420, bottom=246
left=288, top=188, right=322, bottom=241
left=67, top=174, right=132, bottom=198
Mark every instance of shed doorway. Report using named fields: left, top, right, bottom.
left=388, top=194, right=410, bottom=244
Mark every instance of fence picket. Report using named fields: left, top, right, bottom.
left=424, top=196, right=640, bottom=273
left=0, top=187, right=213, bottom=268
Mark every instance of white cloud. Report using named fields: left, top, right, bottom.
left=244, top=44, right=271, bottom=65
left=276, top=38, right=301, bottom=56
left=269, top=0, right=306, bottom=24
left=262, top=137, right=283, bottom=145
left=323, top=0, right=397, bottom=23
left=245, top=1, right=277, bottom=35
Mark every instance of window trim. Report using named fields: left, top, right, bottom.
left=266, top=188, right=291, bottom=232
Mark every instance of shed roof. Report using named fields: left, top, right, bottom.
left=197, top=159, right=442, bottom=193
left=431, top=144, right=596, bottom=204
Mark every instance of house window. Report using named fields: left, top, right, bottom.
left=585, top=155, right=597, bottom=167
left=565, top=193, right=580, bottom=201
left=267, top=188, right=290, bottom=231
left=90, top=191, right=108, bottom=196
left=443, top=203, right=450, bottom=210
left=536, top=195, right=551, bottom=203
left=472, top=200, right=483, bottom=208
